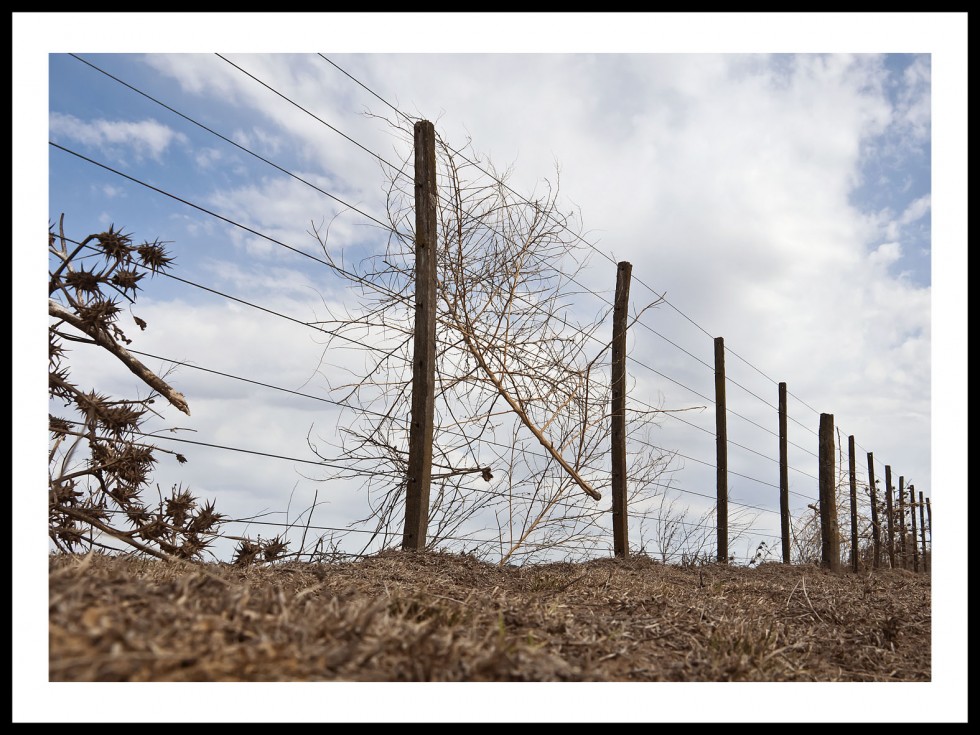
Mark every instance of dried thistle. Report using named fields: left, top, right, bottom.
left=65, top=269, right=102, bottom=295
left=97, top=225, right=134, bottom=261
left=188, top=499, right=224, bottom=534
left=233, top=539, right=263, bottom=567
left=136, top=239, right=175, bottom=273
left=110, top=268, right=145, bottom=293
left=49, top=415, right=72, bottom=437
left=262, top=535, right=290, bottom=562
left=164, top=485, right=197, bottom=527
left=48, top=217, right=226, bottom=562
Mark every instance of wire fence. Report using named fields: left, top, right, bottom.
left=47, top=53, right=931, bottom=571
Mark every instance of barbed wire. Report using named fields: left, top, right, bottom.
left=210, top=52, right=833, bottom=451
left=315, top=54, right=882, bottom=453
left=60, top=54, right=845, bottom=466
left=51, top=157, right=828, bottom=489
left=49, top=196, right=899, bottom=562
left=49, top=55, right=922, bottom=567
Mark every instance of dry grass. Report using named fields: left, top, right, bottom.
left=48, top=549, right=930, bottom=682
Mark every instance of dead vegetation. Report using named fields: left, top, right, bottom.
left=48, top=549, right=930, bottom=682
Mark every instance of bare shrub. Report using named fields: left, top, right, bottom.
left=305, top=118, right=701, bottom=564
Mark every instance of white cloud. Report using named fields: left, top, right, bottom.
left=203, top=173, right=385, bottom=263
left=874, top=194, right=930, bottom=253
left=869, top=241, right=902, bottom=267
left=49, top=112, right=188, bottom=162
left=193, top=146, right=223, bottom=169
left=231, top=126, right=284, bottom=157
left=899, top=55, right=932, bottom=142
left=900, top=194, right=931, bottom=225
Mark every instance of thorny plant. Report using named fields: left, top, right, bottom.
left=304, top=117, right=707, bottom=565
left=47, top=216, right=286, bottom=565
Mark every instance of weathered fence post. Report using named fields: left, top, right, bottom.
left=925, top=497, right=932, bottom=570
left=885, top=465, right=896, bottom=568
left=779, top=382, right=791, bottom=564
left=848, top=436, right=859, bottom=573
left=898, top=475, right=908, bottom=568
left=909, top=485, right=920, bottom=572
left=714, top=337, right=728, bottom=563
left=402, top=119, right=438, bottom=552
left=611, top=261, right=632, bottom=558
left=867, top=452, right=881, bottom=568
left=818, top=413, right=840, bottom=571
left=919, top=490, right=928, bottom=573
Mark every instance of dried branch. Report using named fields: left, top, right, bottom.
left=300, top=116, right=693, bottom=563
left=49, top=300, right=189, bottom=415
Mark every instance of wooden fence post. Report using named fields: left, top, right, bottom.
left=925, top=497, right=932, bottom=570
left=402, top=120, right=438, bottom=552
left=848, top=435, right=859, bottom=572
left=611, top=261, right=632, bottom=558
left=919, top=490, right=928, bottom=573
left=898, top=476, right=907, bottom=568
left=818, top=413, right=840, bottom=571
left=778, top=382, right=791, bottom=564
left=714, top=337, right=728, bottom=563
left=885, top=465, right=896, bottom=568
left=867, top=452, right=881, bottom=568
left=909, top=485, right=920, bottom=572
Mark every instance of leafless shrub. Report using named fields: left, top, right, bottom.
left=304, top=117, right=701, bottom=564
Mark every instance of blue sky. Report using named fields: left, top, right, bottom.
left=43, top=50, right=936, bottom=556
left=18, top=12, right=968, bottom=724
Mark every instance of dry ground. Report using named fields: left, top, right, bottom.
left=48, top=549, right=930, bottom=682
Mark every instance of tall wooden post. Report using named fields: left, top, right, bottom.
left=918, top=490, right=928, bottom=572
left=867, top=452, right=881, bottom=568
left=611, top=261, right=632, bottom=558
left=818, top=413, right=840, bottom=571
left=925, top=497, right=932, bottom=570
left=898, top=476, right=907, bottom=568
left=402, top=120, right=438, bottom=552
left=848, top=436, right=859, bottom=572
left=884, top=465, right=896, bottom=568
left=909, top=485, right=919, bottom=572
left=778, top=382, right=791, bottom=564
left=714, top=337, right=728, bottom=563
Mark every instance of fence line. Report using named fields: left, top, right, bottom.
left=64, top=50, right=913, bottom=473
left=48, top=68, right=930, bottom=570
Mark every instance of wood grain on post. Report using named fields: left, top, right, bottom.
left=909, top=485, right=919, bottom=572
left=611, top=261, right=632, bottom=558
left=867, top=452, right=881, bottom=568
left=848, top=436, right=859, bottom=573
left=898, top=476, right=907, bottom=569
left=714, top=337, right=728, bottom=563
left=885, top=465, right=896, bottom=568
left=818, top=413, right=840, bottom=571
left=402, top=120, right=438, bottom=552
left=918, top=490, right=928, bottom=573
left=779, top=382, right=791, bottom=564
left=925, top=497, right=932, bottom=570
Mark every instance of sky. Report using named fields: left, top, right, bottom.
left=17, top=12, right=968, bottom=725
